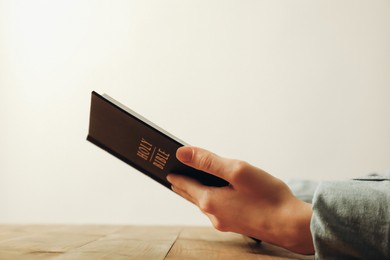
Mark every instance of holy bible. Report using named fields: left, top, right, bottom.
left=87, top=91, right=229, bottom=189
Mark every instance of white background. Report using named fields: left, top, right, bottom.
left=1, top=0, right=389, bottom=225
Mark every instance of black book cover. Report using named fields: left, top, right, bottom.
left=87, top=91, right=229, bottom=189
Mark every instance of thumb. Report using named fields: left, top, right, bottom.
left=176, top=146, right=229, bottom=181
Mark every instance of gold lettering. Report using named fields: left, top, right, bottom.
left=136, top=138, right=153, bottom=161
left=140, top=138, right=152, bottom=149
left=155, top=155, right=167, bottom=164
left=152, top=149, right=170, bottom=170
left=157, top=149, right=170, bottom=159
left=137, top=150, right=148, bottom=160
left=153, top=161, right=164, bottom=169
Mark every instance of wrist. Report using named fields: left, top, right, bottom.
left=282, top=199, right=314, bottom=254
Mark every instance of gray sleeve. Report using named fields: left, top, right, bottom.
left=287, top=179, right=319, bottom=203
left=310, top=177, right=390, bottom=259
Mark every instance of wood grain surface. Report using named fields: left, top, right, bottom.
left=0, top=225, right=314, bottom=260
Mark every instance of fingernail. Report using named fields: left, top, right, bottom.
left=166, top=174, right=172, bottom=183
left=177, top=146, right=193, bottom=163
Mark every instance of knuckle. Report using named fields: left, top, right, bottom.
left=212, top=219, right=228, bottom=232
left=229, top=160, right=249, bottom=183
left=199, top=190, right=215, bottom=214
left=198, top=154, right=214, bottom=172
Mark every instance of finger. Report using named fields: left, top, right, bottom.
left=176, top=146, right=230, bottom=181
left=167, top=173, right=206, bottom=201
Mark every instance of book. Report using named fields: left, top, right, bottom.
left=87, top=91, right=229, bottom=189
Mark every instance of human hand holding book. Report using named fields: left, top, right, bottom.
left=167, top=146, right=314, bottom=255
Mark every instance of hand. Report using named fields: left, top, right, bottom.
left=167, top=146, right=314, bottom=255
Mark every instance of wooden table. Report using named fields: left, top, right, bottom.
left=0, top=225, right=314, bottom=259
